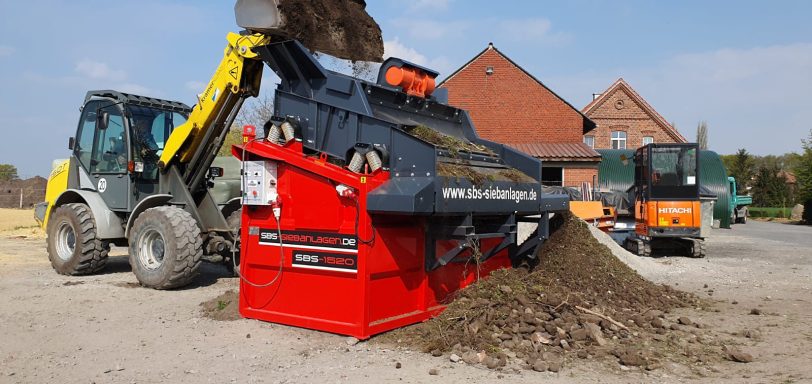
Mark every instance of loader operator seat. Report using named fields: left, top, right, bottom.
left=131, top=116, right=160, bottom=180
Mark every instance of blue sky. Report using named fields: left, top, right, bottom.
left=1, top=0, right=811, bottom=177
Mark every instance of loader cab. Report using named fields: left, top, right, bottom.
left=72, top=91, right=191, bottom=212
left=634, top=143, right=700, bottom=201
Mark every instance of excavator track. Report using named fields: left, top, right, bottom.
left=625, top=237, right=651, bottom=257
left=690, top=239, right=706, bottom=258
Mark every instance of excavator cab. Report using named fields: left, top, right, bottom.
left=626, top=143, right=705, bottom=257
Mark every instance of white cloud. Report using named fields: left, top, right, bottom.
left=383, top=38, right=455, bottom=77
left=391, top=19, right=472, bottom=40
left=117, top=83, right=152, bottom=95
left=23, top=59, right=154, bottom=96
left=185, top=80, right=207, bottom=92
left=553, top=43, right=812, bottom=155
left=496, top=18, right=572, bottom=45
left=384, top=38, right=428, bottom=65
left=75, top=59, right=127, bottom=82
left=0, top=45, right=14, bottom=57
left=407, top=0, right=452, bottom=12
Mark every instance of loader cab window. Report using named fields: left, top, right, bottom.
left=88, top=102, right=127, bottom=174
left=127, top=106, right=187, bottom=181
left=75, top=102, right=101, bottom=171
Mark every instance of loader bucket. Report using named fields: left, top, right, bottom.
left=235, top=0, right=285, bottom=33
left=234, top=0, right=384, bottom=62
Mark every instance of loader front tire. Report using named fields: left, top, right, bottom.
left=47, top=203, right=110, bottom=275
left=129, top=206, right=203, bottom=289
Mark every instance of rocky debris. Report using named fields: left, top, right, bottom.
left=381, top=214, right=718, bottom=371
left=739, top=329, right=762, bottom=340
left=584, top=323, right=607, bottom=346
left=532, top=360, right=549, bottom=372
left=791, top=204, right=804, bottom=221
left=677, top=317, right=694, bottom=326
left=346, top=337, right=360, bottom=346
left=428, top=368, right=439, bottom=375
left=461, top=351, right=479, bottom=365
left=614, top=349, right=646, bottom=367
left=749, top=308, right=762, bottom=315
left=449, top=353, right=461, bottom=363
left=724, top=346, right=754, bottom=363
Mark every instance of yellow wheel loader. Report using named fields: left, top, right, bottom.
left=36, top=0, right=382, bottom=289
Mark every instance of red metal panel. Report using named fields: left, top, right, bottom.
left=238, top=140, right=513, bottom=339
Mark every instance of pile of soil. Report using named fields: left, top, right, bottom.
left=411, top=125, right=534, bottom=185
left=0, top=176, right=46, bottom=208
left=437, top=163, right=535, bottom=186
left=200, top=290, right=241, bottom=321
left=408, top=125, right=493, bottom=156
left=277, top=0, right=383, bottom=62
left=383, top=214, right=722, bottom=371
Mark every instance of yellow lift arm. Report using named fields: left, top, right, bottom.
left=159, top=32, right=270, bottom=170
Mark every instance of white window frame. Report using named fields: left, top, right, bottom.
left=583, top=135, right=595, bottom=148
left=642, top=136, right=654, bottom=145
left=611, top=131, right=627, bottom=149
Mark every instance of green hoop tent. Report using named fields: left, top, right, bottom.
left=596, top=149, right=732, bottom=229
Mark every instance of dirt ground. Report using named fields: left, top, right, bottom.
left=1, top=216, right=810, bottom=383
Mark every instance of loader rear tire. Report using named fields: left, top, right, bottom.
left=128, top=206, right=203, bottom=289
left=46, top=203, right=110, bottom=275
left=223, top=209, right=241, bottom=277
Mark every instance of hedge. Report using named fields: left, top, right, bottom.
left=748, top=207, right=793, bottom=218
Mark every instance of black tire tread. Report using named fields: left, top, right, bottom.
left=129, top=206, right=202, bottom=289
left=47, top=203, right=109, bottom=275
left=224, top=209, right=241, bottom=276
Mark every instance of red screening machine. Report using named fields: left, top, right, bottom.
left=234, top=40, right=567, bottom=339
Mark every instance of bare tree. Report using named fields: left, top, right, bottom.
left=696, top=121, right=709, bottom=150
left=236, top=91, right=274, bottom=129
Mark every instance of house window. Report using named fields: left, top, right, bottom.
left=541, top=167, right=563, bottom=187
left=583, top=135, right=595, bottom=148
left=642, top=136, right=654, bottom=145
left=611, top=131, right=627, bottom=149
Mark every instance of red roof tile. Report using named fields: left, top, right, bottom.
left=507, top=142, right=601, bottom=162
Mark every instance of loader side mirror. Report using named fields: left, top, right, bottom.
left=97, top=110, right=110, bottom=130
left=68, top=136, right=75, bottom=150
left=208, top=167, right=224, bottom=178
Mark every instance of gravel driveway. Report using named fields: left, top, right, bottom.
left=0, top=220, right=809, bottom=383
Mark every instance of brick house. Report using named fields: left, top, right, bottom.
left=439, top=43, right=600, bottom=187
left=582, top=78, right=686, bottom=150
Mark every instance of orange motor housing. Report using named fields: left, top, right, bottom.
left=385, top=66, right=436, bottom=98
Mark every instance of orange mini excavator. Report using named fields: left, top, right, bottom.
left=625, top=143, right=705, bottom=258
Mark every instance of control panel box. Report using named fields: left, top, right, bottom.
left=242, top=160, right=277, bottom=205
